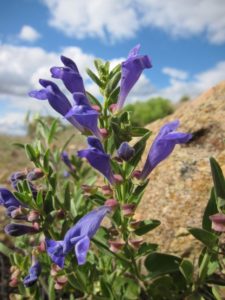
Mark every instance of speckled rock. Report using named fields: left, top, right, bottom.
left=137, top=80, right=225, bottom=256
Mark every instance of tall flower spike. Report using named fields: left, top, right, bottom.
left=50, top=55, right=87, bottom=96
left=29, top=79, right=84, bottom=132
left=78, top=137, right=115, bottom=184
left=65, top=93, right=102, bottom=139
left=63, top=206, right=111, bottom=265
left=116, top=44, right=152, bottom=110
left=23, top=260, right=41, bottom=287
left=140, top=120, right=192, bottom=180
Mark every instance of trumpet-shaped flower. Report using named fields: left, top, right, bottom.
left=78, top=137, right=115, bottom=184
left=65, top=93, right=102, bottom=139
left=46, top=205, right=111, bottom=267
left=117, top=44, right=152, bottom=110
left=29, top=80, right=84, bottom=132
left=140, top=120, right=192, bottom=179
left=50, top=55, right=86, bottom=96
left=23, top=260, right=41, bottom=287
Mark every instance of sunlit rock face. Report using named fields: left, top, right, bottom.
left=137, top=80, right=225, bottom=256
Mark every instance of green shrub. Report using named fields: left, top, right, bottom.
left=125, top=97, right=174, bottom=127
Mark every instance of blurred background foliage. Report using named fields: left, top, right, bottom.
left=125, top=97, right=174, bottom=127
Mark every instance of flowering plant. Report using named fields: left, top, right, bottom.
left=0, top=45, right=224, bottom=299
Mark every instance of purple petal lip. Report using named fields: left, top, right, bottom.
left=116, top=44, right=152, bottom=110
left=23, top=261, right=41, bottom=287
left=140, top=120, right=192, bottom=180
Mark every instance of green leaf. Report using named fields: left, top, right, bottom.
left=48, top=119, right=58, bottom=144
left=202, top=187, right=218, bottom=231
left=127, top=130, right=151, bottom=173
left=48, top=277, right=55, bottom=300
left=135, top=220, right=161, bottom=236
left=210, top=157, right=225, bottom=200
left=188, top=227, right=218, bottom=248
left=128, top=180, right=149, bottom=205
left=0, top=242, right=13, bottom=257
left=86, top=91, right=102, bottom=108
left=179, top=259, right=194, bottom=284
left=145, top=252, right=181, bottom=278
left=137, top=243, right=158, bottom=256
left=94, top=58, right=104, bottom=73
left=36, top=190, right=43, bottom=210
left=131, top=127, right=150, bottom=137
left=105, top=71, right=121, bottom=98
left=64, top=182, right=71, bottom=210
left=43, top=149, right=50, bottom=172
left=100, top=280, right=114, bottom=299
left=25, top=144, right=37, bottom=162
left=86, top=68, right=104, bottom=88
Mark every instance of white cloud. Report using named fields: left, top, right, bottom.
left=18, top=25, right=41, bottom=42
left=0, top=112, right=26, bottom=135
left=0, top=43, right=224, bottom=135
left=158, top=61, right=225, bottom=101
left=162, top=67, right=188, bottom=80
left=42, top=0, right=225, bottom=44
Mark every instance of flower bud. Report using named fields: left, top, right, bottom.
left=100, top=128, right=109, bottom=139
left=54, top=282, right=64, bottom=290
left=209, top=213, right=225, bottom=232
left=81, top=184, right=98, bottom=195
left=132, top=170, right=141, bottom=180
left=101, top=185, right=113, bottom=196
left=4, top=223, right=39, bottom=236
left=50, top=264, right=61, bottom=277
left=105, top=198, right=118, bottom=209
left=27, top=210, right=40, bottom=222
left=56, top=275, right=68, bottom=284
left=121, top=204, right=136, bottom=217
left=32, top=222, right=40, bottom=231
left=11, top=268, right=20, bottom=279
left=27, top=168, right=44, bottom=181
left=9, top=278, right=19, bottom=287
left=91, top=105, right=101, bottom=112
left=113, top=174, right=123, bottom=184
left=109, top=104, right=117, bottom=113
left=128, top=220, right=141, bottom=230
left=117, top=142, right=135, bottom=161
left=37, top=241, right=46, bottom=253
left=109, top=240, right=125, bottom=253
left=128, top=238, right=143, bottom=249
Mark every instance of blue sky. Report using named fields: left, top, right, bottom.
left=0, top=0, right=225, bottom=134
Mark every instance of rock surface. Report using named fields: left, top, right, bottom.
left=137, top=80, right=225, bottom=256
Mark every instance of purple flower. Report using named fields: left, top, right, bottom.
left=46, top=206, right=111, bottom=267
left=117, top=142, right=135, bottom=161
left=78, top=137, right=115, bottom=184
left=140, top=120, right=192, bottom=180
left=209, top=213, right=225, bottom=232
left=116, top=44, right=152, bottom=110
left=50, top=55, right=86, bottom=96
left=23, top=260, right=41, bottom=287
left=65, top=93, right=102, bottom=139
left=64, top=206, right=111, bottom=265
left=46, top=240, right=65, bottom=268
left=29, top=79, right=84, bottom=132
left=10, top=171, right=27, bottom=190
left=0, top=188, right=25, bottom=218
left=4, top=223, right=38, bottom=236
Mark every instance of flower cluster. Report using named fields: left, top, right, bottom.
left=1, top=45, right=201, bottom=298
